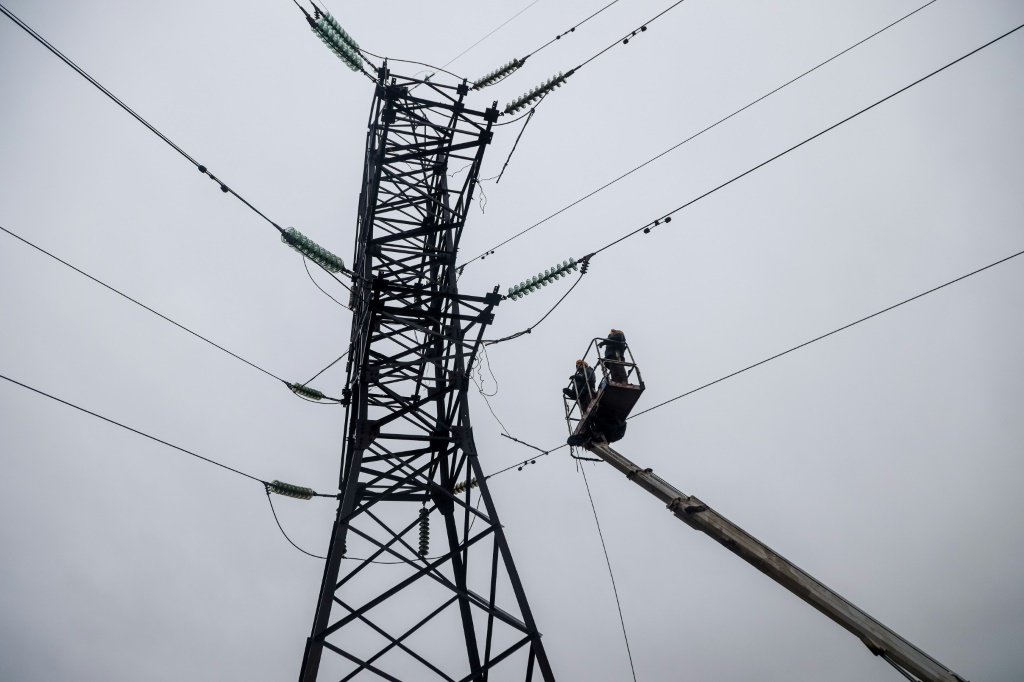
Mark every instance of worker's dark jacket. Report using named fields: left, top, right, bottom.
left=566, top=364, right=597, bottom=408
left=601, top=331, right=628, bottom=383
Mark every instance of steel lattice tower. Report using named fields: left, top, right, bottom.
left=298, top=67, right=556, bottom=682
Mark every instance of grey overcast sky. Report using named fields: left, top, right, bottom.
left=1, top=0, right=1023, bottom=680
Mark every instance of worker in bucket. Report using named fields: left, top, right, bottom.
left=562, top=360, right=596, bottom=411
left=598, top=328, right=628, bottom=383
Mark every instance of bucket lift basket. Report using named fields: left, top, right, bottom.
left=563, top=337, right=645, bottom=445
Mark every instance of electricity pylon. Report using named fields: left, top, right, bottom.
left=298, top=67, right=556, bottom=682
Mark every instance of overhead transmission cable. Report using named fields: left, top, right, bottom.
left=1, top=2, right=352, bottom=288
left=443, top=0, right=541, bottom=71
left=629, top=246, right=1024, bottom=419
left=496, top=0, right=689, bottom=114
left=487, top=244, right=1024, bottom=480
left=471, top=0, right=622, bottom=89
left=0, top=372, right=268, bottom=485
left=0, top=3, right=287, bottom=238
left=463, top=0, right=940, bottom=267
left=0, top=224, right=342, bottom=403
left=303, top=350, right=349, bottom=386
left=0, top=224, right=285, bottom=385
left=303, top=257, right=351, bottom=309
left=586, top=19, right=1024, bottom=261
left=530, top=0, right=624, bottom=57
left=265, top=490, right=328, bottom=559
left=492, top=19, right=1024, bottom=310
left=0, top=372, right=338, bottom=559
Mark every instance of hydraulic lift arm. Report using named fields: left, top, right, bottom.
left=585, top=441, right=968, bottom=682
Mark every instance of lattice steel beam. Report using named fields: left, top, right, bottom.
left=299, top=67, right=555, bottom=682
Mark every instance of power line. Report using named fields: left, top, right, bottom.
left=2, top=369, right=339, bottom=560
left=472, top=378, right=515, bottom=437
left=265, top=487, right=328, bottom=559
left=0, top=223, right=288, bottom=386
left=487, top=438, right=568, bottom=480
left=303, top=257, right=351, bottom=309
left=0, top=372, right=267, bottom=485
left=586, top=20, right=1024, bottom=260
left=303, top=350, right=349, bottom=386
left=442, top=0, right=542, bottom=70
left=630, top=246, right=1024, bottom=419
left=575, top=0, right=688, bottom=72
left=489, top=245, right=1024, bottom=476
left=462, top=0, right=939, bottom=266
left=526, top=0, right=624, bottom=60
left=580, top=465, right=638, bottom=682
left=0, top=2, right=289, bottom=238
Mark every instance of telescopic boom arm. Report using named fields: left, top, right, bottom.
left=584, top=441, right=968, bottom=682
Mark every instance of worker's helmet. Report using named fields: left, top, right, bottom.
left=610, top=328, right=621, bottom=334
left=575, top=359, right=587, bottom=367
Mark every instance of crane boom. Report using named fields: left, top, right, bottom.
left=584, top=440, right=968, bottom=682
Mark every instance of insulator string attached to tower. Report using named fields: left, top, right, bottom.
left=471, top=0, right=624, bottom=90
left=453, top=478, right=480, bottom=495
left=484, top=258, right=590, bottom=346
left=291, top=0, right=374, bottom=79
left=282, top=226, right=347, bottom=273
left=268, top=480, right=318, bottom=500
left=418, top=507, right=430, bottom=557
left=506, top=258, right=578, bottom=300
left=496, top=0, right=689, bottom=114
left=503, top=71, right=571, bottom=115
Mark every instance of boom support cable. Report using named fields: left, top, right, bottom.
left=460, top=0, right=939, bottom=266
left=0, top=3, right=289, bottom=238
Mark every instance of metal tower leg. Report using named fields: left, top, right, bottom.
left=298, top=67, right=555, bottom=682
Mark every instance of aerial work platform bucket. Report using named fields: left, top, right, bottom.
left=563, top=337, right=645, bottom=446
